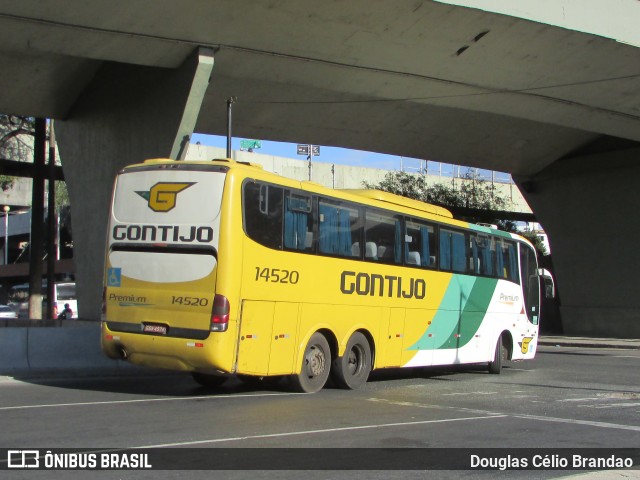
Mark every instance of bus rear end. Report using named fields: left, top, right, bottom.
left=102, top=160, right=234, bottom=374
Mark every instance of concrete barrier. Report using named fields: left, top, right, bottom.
left=0, top=327, right=30, bottom=372
left=0, top=321, right=126, bottom=375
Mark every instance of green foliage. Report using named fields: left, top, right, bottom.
left=363, top=171, right=429, bottom=200
left=0, top=115, right=36, bottom=191
left=55, top=181, right=70, bottom=208
left=364, top=170, right=510, bottom=222
left=365, top=170, right=549, bottom=258
left=0, top=175, right=13, bottom=191
left=517, top=230, right=548, bottom=257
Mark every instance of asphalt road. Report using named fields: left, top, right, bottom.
left=1, top=345, right=639, bottom=480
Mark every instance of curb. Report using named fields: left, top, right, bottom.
left=538, top=338, right=640, bottom=350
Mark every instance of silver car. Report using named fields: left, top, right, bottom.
left=0, top=305, right=18, bottom=319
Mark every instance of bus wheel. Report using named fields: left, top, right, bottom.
left=332, top=332, right=371, bottom=390
left=488, top=336, right=507, bottom=374
left=191, top=372, right=227, bottom=388
left=291, top=332, right=331, bottom=393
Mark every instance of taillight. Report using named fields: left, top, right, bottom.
left=211, top=294, right=229, bottom=332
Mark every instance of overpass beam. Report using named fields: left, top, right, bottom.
left=515, top=146, right=640, bottom=338
left=56, top=47, right=214, bottom=320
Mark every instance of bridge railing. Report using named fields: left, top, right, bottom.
left=399, top=158, right=513, bottom=184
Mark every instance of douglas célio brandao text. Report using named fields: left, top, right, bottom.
left=470, top=453, right=634, bottom=470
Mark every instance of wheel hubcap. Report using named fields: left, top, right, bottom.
left=306, top=345, right=326, bottom=377
left=347, top=346, right=363, bottom=376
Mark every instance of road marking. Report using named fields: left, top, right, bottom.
left=586, top=402, right=640, bottom=409
left=367, top=397, right=505, bottom=417
left=368, top=397, right=640, bottom=433
left=513, top=414, right=640, bottom=432
left=441, top=391, right=498, bottom=396
left=557, top=398, right=603, bottom=402
left=0, top=392, right=301, bottom=411
left=136, top=414, right=509, bottom=448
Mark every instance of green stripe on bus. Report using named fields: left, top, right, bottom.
left=408, top=275, right=498, bottom=351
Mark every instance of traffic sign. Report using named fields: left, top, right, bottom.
left=297, top=144, right=320, bottom=156
left=240, top=139, right=262, bottom=151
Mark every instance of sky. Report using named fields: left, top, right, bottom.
left=191, top=133, right=513, bottom=183
left=191, top=133, right=416, bottom=171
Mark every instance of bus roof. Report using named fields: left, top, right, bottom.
left=127, top=158, right=533, bottom=232
left=341, top=189, right=453, bottom=218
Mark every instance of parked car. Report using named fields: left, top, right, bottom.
left=0, top=304, right=18, bottom=319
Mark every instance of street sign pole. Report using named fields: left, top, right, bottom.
left=297, top=144, right=320, bottom=181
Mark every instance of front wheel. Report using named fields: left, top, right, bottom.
left=332, top=332, right=372, bottom=390
left=290, top=332, right=331, bottom=393
left=488, top=336, right=507, bottom=374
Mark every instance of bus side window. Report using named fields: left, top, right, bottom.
left=497, top=239, right=519, bottom=283
left=405, top=219, right=436, bottom=268
left=284, top=193, right=312, bottom=252
left=440, top=229, right=467, bottom=273
left=470, top=234, right=494, bottom=276
left=364, top=210, right=402, bottom=264
left=318, top=199, right=360, bottom=258
left=243, top=182, right=284, bottom=250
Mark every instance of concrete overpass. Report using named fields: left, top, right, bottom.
left=0, top=1, right=638, bottom=336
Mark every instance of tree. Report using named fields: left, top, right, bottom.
left=0, top=115, right=36, bottom=190
left=364, top=170, right=549, bottom=257
left=364, top=170, right=509, bottom=220
left=518, top=230, right=548, bottom=257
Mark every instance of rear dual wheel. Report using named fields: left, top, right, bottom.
left=332, top=332, right=372, bottom=390
left=291, top=332, right=331, bottom=394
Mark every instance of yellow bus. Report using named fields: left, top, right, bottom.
left=102, top=158, right=542, bottom=393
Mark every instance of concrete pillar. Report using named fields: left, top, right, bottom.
left=515, top=146, right=640, bottom=338
left=56, top=48, right=214, bottom=320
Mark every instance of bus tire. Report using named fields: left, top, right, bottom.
left=332, top=332, right=372, bottom=390
left=191, top=372, right=227, bottom=388
left=488, top=336, right=507, bottom=374
left=291, top=332, right=331, bottom=393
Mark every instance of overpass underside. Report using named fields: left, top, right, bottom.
left=0, top=1, right=636, bottom=337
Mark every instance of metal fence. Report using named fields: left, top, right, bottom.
left=399, top=158, right=513, bottom=184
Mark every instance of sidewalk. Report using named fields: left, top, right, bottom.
left=539, top=335, right=640, bottom=350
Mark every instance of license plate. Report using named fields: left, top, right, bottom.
left=143, top=324, right=167, bottom=335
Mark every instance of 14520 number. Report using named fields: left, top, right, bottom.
left=255, top=267, right=299, bottom=284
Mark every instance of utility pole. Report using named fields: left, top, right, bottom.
left=46, top=120, right=57, bottom=320
left=3, top=206, right=9, bottom=264
left=28, top=118, right=46, bottom=320
left=226, top=97, right=237, bottom=158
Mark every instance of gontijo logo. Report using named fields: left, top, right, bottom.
left=135, top=182, right=194, bottom=212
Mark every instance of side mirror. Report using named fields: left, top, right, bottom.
left=538, top=268, right=555, bottom=299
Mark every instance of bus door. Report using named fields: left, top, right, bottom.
left=384, top=308, right=405, bottom=367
